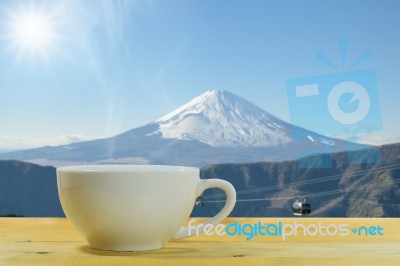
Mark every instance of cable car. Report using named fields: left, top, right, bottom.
left=195, top=195, right=204, bottom=206
left=292, top=197, right=311, bottom=216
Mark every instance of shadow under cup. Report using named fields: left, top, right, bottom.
left=57, top=165, right=236, bottom=251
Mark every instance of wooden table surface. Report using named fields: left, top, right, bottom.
left=1, top=218, right=400, bottom=266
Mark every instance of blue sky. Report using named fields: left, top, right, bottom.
left=0, top=0, right=399, bottom=150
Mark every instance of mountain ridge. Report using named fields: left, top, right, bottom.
left=0, top=90, right=366, bottom=167
left=194, top=142, right=400, bottom=217
left=0, top=160, right=64, bottom=217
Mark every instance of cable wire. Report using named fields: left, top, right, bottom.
left=204, top=163, right=400, bottom=199
left=203, top=177, right=400, bottom=203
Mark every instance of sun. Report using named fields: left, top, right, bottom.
left=12, top=9, right=54, bottom=50
left=3, top=3, right=59, bottom=61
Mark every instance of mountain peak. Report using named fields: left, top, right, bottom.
left=154, top=90, right=293, bottom=147
left=156, top=90, right=215, bottom=123
left=202, top=89, right=232, bottom=98
left=156, top=90, right=265, bottom=122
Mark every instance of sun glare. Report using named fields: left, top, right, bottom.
left=13, top=11, right=53, bottom=48
left=4, top=4, right=59, bottom=61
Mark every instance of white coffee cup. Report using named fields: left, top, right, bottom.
left=57, top=165, right=236, bottom=251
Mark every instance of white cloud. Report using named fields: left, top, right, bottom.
left=355, top=133, right=400, bottom=146
left=0, top=134, right=103, bottom=150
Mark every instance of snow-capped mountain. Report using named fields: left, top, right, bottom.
left=154, top=90, right=292, bottom=147
left=153, top=90, right=345, bottom=148
left=0, top=90, right=366, bottom=167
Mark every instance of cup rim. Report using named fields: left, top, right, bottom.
left=57, top=164, right=199, bottom=173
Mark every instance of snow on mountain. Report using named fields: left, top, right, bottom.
left=154, top=90, right=326, bottom=148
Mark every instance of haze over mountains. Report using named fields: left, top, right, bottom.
left=0, top=90, right=365, bottom=167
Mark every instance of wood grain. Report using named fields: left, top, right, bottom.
left=1, top=218, right=400, bottom=266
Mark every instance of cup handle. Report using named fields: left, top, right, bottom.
left=171, top=179, right=236, bottom=240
